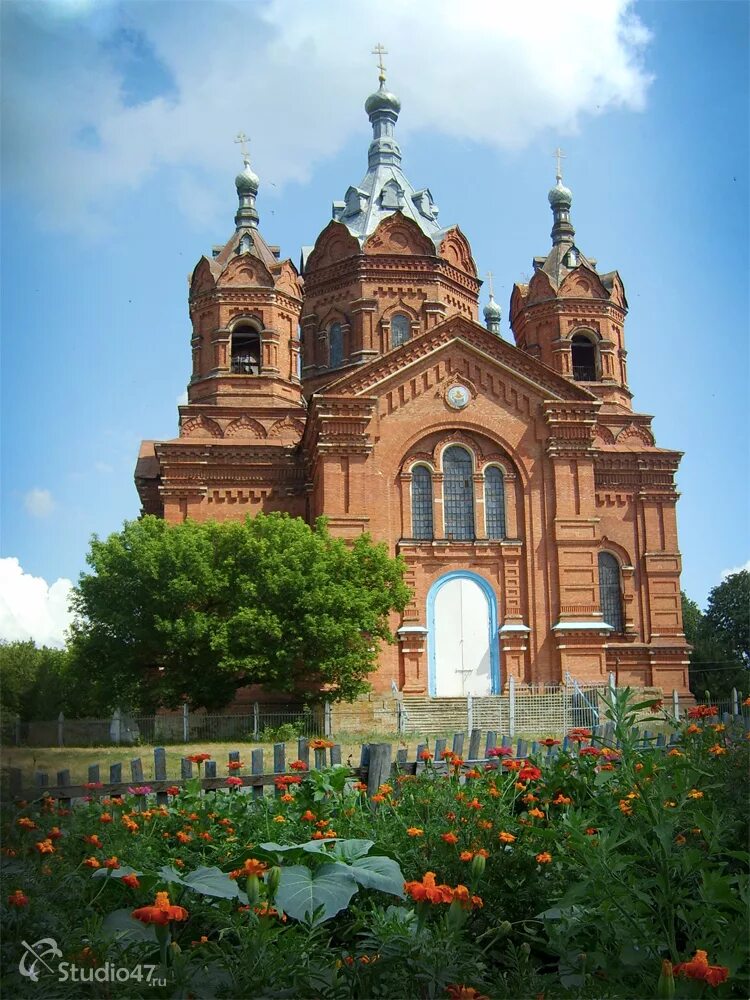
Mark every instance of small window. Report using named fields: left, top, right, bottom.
left=443, top=445, right=475, bottom=541
left=571, top=333, right=597, bottom=381
left=484, top=467, right=506, bottom=540
left=598, top=553, right=623, bottom=632
left=231, top=327, right=261, bottom=374
left=329, top=322, right=343, bottom=368
left=411, top=466, right=434, bottom=540
left=391, top=313, right=411, bottom=348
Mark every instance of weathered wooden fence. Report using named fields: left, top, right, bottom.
left=9, top=707, right=734, bottom=806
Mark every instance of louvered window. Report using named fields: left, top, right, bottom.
left=598, top=553, right=623, bottom=632
left=329, top=322, right=343, bottom=368
left=485, top=467, right=506, bottom=539
left=444, top=445, right=475, bottom=540
left=411, top=466, right=433, bottom=540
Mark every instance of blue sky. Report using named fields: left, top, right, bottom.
left=1, top=0, right=748, bottom=644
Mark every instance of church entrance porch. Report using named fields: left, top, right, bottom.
left=427, top=571, right=500, bottom=697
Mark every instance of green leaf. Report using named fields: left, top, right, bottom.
left=328, top=839, right=375, bottom=862
left=275, top=863, right=357, bottom=924
left=158, top=864, right=186, bottom=885
left=182, top=866, right=244, bottom=900
left=92, top=864, right=142, bottom=880
left=333, top=856, right=405, bottom=897
left=102, top=908, right=157, bottom=947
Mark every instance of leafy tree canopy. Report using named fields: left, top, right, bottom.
left=681, top=570, right=749, bottom=699
left=68, top=513, right=411, bottom=713
left=0, top=641, right=72, bottom=720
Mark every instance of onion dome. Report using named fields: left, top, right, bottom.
left=234, top=154, right=260, bottom=230
left=235, top=158, right=260, bottom=195
left=548, top=179, right=572, bottom=208
left=484, top=294, right=502, bottom=335
left=365, top=83, right=402, bottom=116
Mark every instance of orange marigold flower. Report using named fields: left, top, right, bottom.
left=230, top=858, right=268, bottom=880
left=419, top=749, right=434, bottom=761
left=685, top=724, right=701, bottom=735
left=310, top=831, right=328, bottom=839
left=121, top=873, right=140, bottom=889
left=404, top=871, right=454, bottom=905
left=34, top=840, right=55, bottom=855
left=132, top=891, right=188, bottom=926
left=301, top=810, right=317, bottom=821
left=7, top=889, right=29, bottom=907
left=176, top=831, right=192, bottom=844
left=459, top=851, right=473, bottom=862
left=353, top=782, right=368, bottom=792
left=17, top=817, right=36, bottom=830
left=477, top=819, right=493, bottom=830
left=527, top=807, right=545, bottom=819
left=84, top=857, right=101, bottom=868
left=502, top=759, right=522, bottom=771
left=309, top=738, right=335, bottom=750
left=280, top=793, right=294, bottom=803
left=441, top=832, right=459, bottom=845
left=191, top=936, right=209, bottom=947
left=687, top=788, right=704, bottom=799
left=445, top=984, right=490, bottom=999
left=618, top=800, right=633, bottom=815
left=674, top=834, right=687, bottom=846
left=585, top=827, right=598, bottom=836
left=535, top=852, right=552, bottom=864
left=406, top=827, right=424, bottom=837
left=498, top=831, right=516, bottom=844
left=370, top=794, right=386, bottom=804
left=708, top=744, right=727, bottom=756
left=465, top=769, right=482, bottom=779
left=674, top=950, right=729, bottom=987
left=744, top=696, right=750, bottom=707
left=104, top=857, right=120, bottom=869
left=173, top=858, right=185, bottom=868
left=316, top=818, right=330, bottom=828
left=552, top=794, right=572, bottom=805
left=199, top=832, right=212, bottom=842
left=99, top=813, right=113, bottom=824
left=467, top=798, right=482, bottom=810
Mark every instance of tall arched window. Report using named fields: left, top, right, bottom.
left=329, top=322, right=343, bottom=368
left=443, top=445, right=475, bottom=541
left=231, top=326, right=261, bottom=374
left=571, top=333, right=597, bottom=381
left=411, top=466, right=434, bottom=540
left=391, top=313, right=411, bottom=348
left=598, top=553, right=623, bottom=632
left=484, top=467, right=506, bottom=540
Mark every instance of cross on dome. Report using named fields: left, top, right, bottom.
left=372, top=43, right=388, bottom=84
left=553, top=147, right=566, bottom=184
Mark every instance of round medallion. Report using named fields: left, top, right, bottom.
left=446, top=384, right=471, bottom=410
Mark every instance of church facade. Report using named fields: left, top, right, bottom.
left=135, top=72, right=690, bottom=700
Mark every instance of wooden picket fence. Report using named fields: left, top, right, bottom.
left=5, top=713, right=716, bottom=808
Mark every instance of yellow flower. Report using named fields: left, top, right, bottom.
left=663, top=800, right=677, bottom=808
left=273, top=815, right=286, bottom=823
left=712, top=723, right=725, bottom=732
left=406, top=827, right=424, bottom=837
left=498, top=831, right=516, bottom=844
left=708, top=744, right=727, bottom=755
left=687, top=789, right=704, bottom=799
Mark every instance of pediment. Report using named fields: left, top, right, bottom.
left=271, top=259, right=303, bottom=298
left=363, top=212, right=435, bottom=256
left=305, top=221, right=361, bottom=272
left=558, top=264, right=608, bottom=300
left=218, top=254, right=274, bottom=288
left=527, top=268, right=555, bottom=305
left=190, top=256, right=218, bottom=298
left=318, top=314, right=595, bottom=408
left=438, top=226, right=477, bottom=276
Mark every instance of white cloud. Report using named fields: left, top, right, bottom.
left=3, top=0, right=652, bottom=233
left=721, top=560, right=750, bottom=580
left=0, top=558, right=74, bottom=649
left=23, top=488, right=56, bottom=518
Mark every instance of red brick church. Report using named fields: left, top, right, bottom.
left=135, top=69, right=690, bottom=700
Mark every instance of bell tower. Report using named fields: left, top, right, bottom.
left=509, top=154, right=631, bottom=409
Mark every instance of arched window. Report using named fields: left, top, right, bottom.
left=484, top=467, right=506, bottom=540
left=411, top=466, right=434, bottom=540
left=329, top=322, right=343, bottom=368
left=231, top=326, right=261, bottom=374
left=391, top=313, right=411, bottom=348
left=443, top=445, right=475, bottom=541
left=598, top=553, right=623, bottom=632
left=571, top=333, right=597, bottom=381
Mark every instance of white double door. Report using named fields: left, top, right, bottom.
left=433, top=576, right=493, bottom=696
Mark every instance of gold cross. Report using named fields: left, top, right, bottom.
left=234, top=132, right=250, bottom=160
left=372, top=43, right=388, bottom=84
left=553, top=147, right=566, bottom=182
left=486, top=270, right=495, bottom=298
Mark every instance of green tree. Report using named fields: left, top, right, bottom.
left=68, top=513, right=411, bottom=713
left=681, top=572, right=749, bottom=699
left=0, top=641, right=72, bottom=720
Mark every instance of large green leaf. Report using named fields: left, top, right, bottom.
left=275, top=863, right=357, bottom=923
left=333, top=855, right=404, bottom=897
left=92, top=865, right=142, bottom=880
left=182, top=866, right=244, bottom=900
left=329, top=839, right=375, bottom=862
left=158, top=864, right=187, bottom=885
left=102, top=908, right=157, bottom=947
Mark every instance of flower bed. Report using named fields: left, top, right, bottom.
left=2, top=691, right=748, bottom=998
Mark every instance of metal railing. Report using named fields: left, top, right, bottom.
left=572, top=365, right=597, bottom=381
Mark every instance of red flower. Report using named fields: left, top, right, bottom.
left=538, top=738, right=560, bottom=748
left=579, top=746, right=601, bottom=758
left=568, top=728, right=592, bottom=742
left=227, top=761, right=244, bottom=771
left=441, top=832, right=459, bottom=845
left=83, top=834, right=103, bottom=848
left=518, top=763, right=542, bottom=781
left=289, top=760, right=308, bottom=771
left=7, top=890, right=29, bottom=907
left=104, top=857, right=120, bottom=869
left=186, top=753, right=211, bottom=764
left=674, top=950, right=729, bottom=987
left=404, top=872, right=454, bottom=905
left=121, top=874, right=141, bottom=889
left=132, top=891, right=189, bottom=926
left=688, top=705, right=718, bottom=719
left=166, top=786, right=180, bottom=796
left=226, top=776, right=243, bottom=788
left=446, top=987, right=489, bottom=1000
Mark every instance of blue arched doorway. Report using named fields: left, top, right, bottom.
left=427, top=571, right=500, bottom=696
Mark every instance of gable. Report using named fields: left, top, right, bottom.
left=305, top=221, right=361, bottom=272
left=363, top=213, right=435, bottom=257
left=319, top=314, right=595, bottom=406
